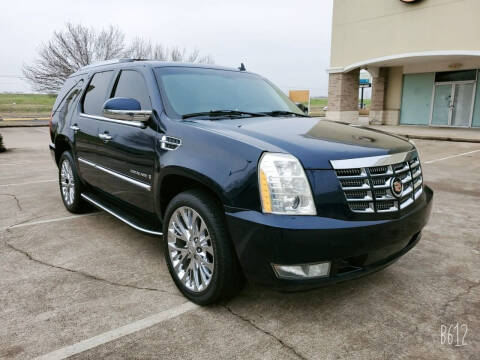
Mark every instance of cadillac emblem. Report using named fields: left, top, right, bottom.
left=391, top=177, right=403, bottom=198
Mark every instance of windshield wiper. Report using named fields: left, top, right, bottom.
left=182, top=110, right=264, bottom=119
left=261, top=110, right=309, bottom=117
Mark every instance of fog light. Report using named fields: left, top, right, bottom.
left=272, top=262, right=331, bottom=279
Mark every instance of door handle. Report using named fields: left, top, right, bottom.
left=70, top=125, right=80, bottom=131
left=98, top=133, right=112, bottom=141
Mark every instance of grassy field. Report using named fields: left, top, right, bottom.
left=0, top=93, right=55, bottom=118
left=0, top=93, right=371, bottom=119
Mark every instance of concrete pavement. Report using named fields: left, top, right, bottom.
left=0, top=127, right=478, bottom=359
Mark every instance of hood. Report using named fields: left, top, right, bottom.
left=190, top=117, right=414, bottom=169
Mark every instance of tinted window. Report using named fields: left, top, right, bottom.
left=113, top=70, right=151, bottom=109
left=53, top=76, right=82, bottom=113
left=154, top=67, right=303, bottom=118
left=57, top=80, right=84, bottom=123
left=82, top=71, right=114, bottom=115
left=435, top=70, right=477, bottom=82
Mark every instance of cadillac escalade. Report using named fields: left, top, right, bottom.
left=49, top=59, right=433, bottom=304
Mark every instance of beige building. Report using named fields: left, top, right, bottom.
left=327, top=0, right=480, bottom=128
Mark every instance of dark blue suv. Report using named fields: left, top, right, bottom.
left=49, top=59, right=433, bottom=304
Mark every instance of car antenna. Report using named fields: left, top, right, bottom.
left=238, top=63, right=246, bottom=71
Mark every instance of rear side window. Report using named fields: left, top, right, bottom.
left=53, top=76, right=81, bottom=113
left=112, top=70, right=151, bottom=109
left=82, top=71, right=114, bottom=115
left=57, top=80, right=84, bottom=122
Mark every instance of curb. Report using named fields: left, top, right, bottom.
left=390, top=133, right=480, bottom=144
left=0, top=124, right=49, bottom=128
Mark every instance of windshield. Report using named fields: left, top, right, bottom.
left=154, top=67, right=305, bottom=119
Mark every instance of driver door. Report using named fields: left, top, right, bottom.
left=94, top=69, right=157, bottom=213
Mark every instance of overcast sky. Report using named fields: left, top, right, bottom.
left=0, top=0, right=333, bottom=96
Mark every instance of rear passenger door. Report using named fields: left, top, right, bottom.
left=95, top=69, right=156, bottom=213
left=74, top=70, right=115, bottom=190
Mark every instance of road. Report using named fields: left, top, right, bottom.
left=0, top=127, right=479, bottom=359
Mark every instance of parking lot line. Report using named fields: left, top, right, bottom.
left=424, top=149, right=480, bottom=164
left=8, top=213, right=100, bottom=230
left=0, top=179, right=56, bottom=187
left=34, top=302, right=199, bottom=360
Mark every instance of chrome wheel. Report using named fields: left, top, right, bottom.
left=167, top=206, right=214, bottom=292
left=60, top=159, right=75, bottom=206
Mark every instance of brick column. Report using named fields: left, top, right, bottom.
left=369, top=68, right=388, bottom=125
left=326, top=68, right=360, bottom=123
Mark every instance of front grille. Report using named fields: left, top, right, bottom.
left=333, top=154, right=423, bottom=213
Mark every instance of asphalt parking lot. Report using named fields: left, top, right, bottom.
left=0, top=127, right=479, bottom=359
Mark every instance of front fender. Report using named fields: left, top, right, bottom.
left=156, top=120, right=263, bottom=215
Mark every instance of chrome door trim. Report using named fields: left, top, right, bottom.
left=330, top=150, right=417, bottom=169
left=80, top=113, right=146, bottom=128
left=78, top=157, right=151, bottom=191
left=80, top=193, right=162, bottom=236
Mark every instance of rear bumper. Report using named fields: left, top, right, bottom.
left=225, top=185, right=433, bottom=291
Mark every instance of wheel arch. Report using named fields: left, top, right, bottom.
left=158, top=167, right=228, bottom=220
left=54, top=135, right=74, bottom=165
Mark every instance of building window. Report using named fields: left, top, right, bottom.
left=435, top=70, right=477, bottom=83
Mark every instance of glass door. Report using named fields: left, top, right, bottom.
left=451, top=83, right=475, bottom=127
left=430, top=70, right=477, bottom=127
left=431, top=84, right=452, bottom=126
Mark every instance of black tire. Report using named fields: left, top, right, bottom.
left=58, top=151, right=87, bottom=213
left=162, top=189, right=244, bottom=305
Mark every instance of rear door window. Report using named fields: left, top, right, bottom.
left=82, top=71, right=114, bottom=116
left=112, top=70, right=151, bottom=109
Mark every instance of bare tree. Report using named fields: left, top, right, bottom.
left=124, top=38, right=214, bottom=64
left=23, top=23, right=126, bottom=92
left=24, top=23, right=214, bottom=93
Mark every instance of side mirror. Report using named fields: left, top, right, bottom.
left=102, top=97, right=152, bottom=123
left=296, top=103, right=309, bottom=114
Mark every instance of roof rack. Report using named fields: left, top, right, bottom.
left=80, top=58, right=138, bottom=70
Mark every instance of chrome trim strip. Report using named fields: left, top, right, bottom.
left=402, top=184, right=414, bottom=197
left=414, top=186, right=423, bottom=199
left=80, top=113, right=146, bottom=128
left=400, top=197, right=414, bottom=210
left=81, top=193, right=162, bottom=236
left=330, top=150, right=417, bottom=170
left=78, top=157, right=151, bottom=191
left=345, top=195, right=373, bottom=202
left=401, top=174, right=412, bottom=184
left=413, top=177, right=423, bottom=189
left=412, top=167, right=422, bottom=179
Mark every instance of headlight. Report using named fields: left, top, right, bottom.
left=258, top=152, right=316, bottom=215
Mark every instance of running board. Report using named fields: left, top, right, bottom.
left=81, top=193, right=163, bottom=236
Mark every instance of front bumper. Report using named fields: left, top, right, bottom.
left=225, top=185, right=433, bottom=291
